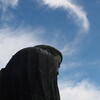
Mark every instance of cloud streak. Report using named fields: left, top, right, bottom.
left=40, top=0, right=89, bottom=32
left=0, top=0, right=18, bottom=11
left=61, top=42, right=78, bottom=56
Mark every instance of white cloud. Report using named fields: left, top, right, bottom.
left=59, top=80, right=100, bottom=100
left=0, top=0, right=18, bottom=11
left=40, top=0, right=89, bottom=32
left=0, top=27, right=44, bottom=69
left=61, top=43, right=77, bottom=56
left=61, top=36, right=80, bottom=56
left=61, top=30, right=88, bottom=56
left=61, top=62, right=81, bottom=71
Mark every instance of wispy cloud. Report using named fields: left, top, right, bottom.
left=0, top=0, right=18, bottom=11
left=37, top=0, right=90, bottom=59
left=61, top=42, right=78, bottom=56
left=40, top=0, right=89, bottom=32
left=0, top=27, right=45, bottom=69
left=59, top=80, right=100, bottom=100
left=61, top=61, right=82, bottom=71
left=0, top=0, right=19, bottom=23
left=61, top=33, right=82, bottom=57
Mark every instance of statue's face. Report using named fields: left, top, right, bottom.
left=53, top=55, right=61, bottom=74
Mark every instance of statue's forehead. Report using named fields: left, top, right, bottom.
left=35, top=45, right=63, bottom=62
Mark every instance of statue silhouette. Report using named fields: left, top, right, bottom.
left=0, top=45, right=63, bottom=100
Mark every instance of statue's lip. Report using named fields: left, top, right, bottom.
left=34, top=44, right=63, bottom=62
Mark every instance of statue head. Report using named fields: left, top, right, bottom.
left=35, top=45, right=63, bottom=63
left=35, top=45, right=63, bottom=74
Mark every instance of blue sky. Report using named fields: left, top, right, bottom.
left=0, top=0, right=100, bottom=100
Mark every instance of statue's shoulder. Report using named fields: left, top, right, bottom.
left=0, top=68, right=5, bottom=75
left=0, top=68, right=5, bottom=83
